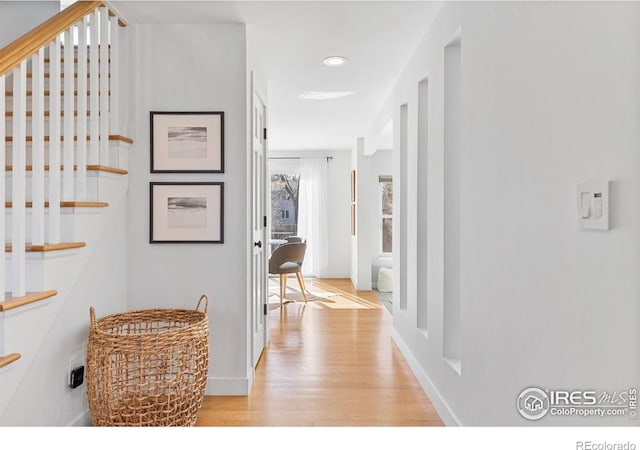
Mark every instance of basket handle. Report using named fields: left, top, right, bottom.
left=196, top=294, right=208, bottom=314
left=89, top=307, right=96, bottom=329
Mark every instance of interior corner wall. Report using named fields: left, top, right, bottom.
left=247, top=24, right=268, bottom=101
left=350, top=144, right=359, bottom=287
left=325, top=150, right=351, bottom=277
left=127, top=23, right=250, bottom=395
left=367, top=1, right=640, bottom=426
left=0, top=1, right=60, bottom=48
left=351, top=138, right=373, bottom=290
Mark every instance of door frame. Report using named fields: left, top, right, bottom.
left=248, top=70, right=269, bottom=385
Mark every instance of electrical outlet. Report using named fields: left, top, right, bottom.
left=69, top=365, right=84, bottom=389
left=68, top=350, right=86, bottom=388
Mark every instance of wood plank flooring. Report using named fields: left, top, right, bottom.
left=196, top=278, right=444, bottom=426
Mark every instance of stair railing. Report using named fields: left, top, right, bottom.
left=0, top=1, right=126, bottom=300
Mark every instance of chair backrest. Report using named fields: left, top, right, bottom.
left=269, top=242, right=307, bottom=274
left=286, top=236, right=303, bottom=243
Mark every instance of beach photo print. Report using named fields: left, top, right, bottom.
left=150, top=111, right=224, bottom=173
left=150, top=182, right=224, bottom=244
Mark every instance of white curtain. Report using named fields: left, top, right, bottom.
left=297, top=157, right=329, bottom=277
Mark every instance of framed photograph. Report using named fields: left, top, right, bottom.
left=150, top=111, right=224, bottom=173
left=150, top=182, right=224, bottom=244
left=351, top=170, right=356, bottom=202
left=351, top=203, right=356, bottom=236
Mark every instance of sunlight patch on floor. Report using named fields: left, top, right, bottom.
left=268, top=277, right=382, bottom=310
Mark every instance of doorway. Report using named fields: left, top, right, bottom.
left=370, top=118, right=394, bottom=315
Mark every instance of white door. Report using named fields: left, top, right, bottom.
left=251, top=77, right=268, bottom=367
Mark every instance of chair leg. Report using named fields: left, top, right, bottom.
left=298, top=271, right=308, bottom=292
left=283, top=274, right=288, bottom=295
left=296, top=272, right=308, bottom=303
left=279, top=274, right=284, bottom=307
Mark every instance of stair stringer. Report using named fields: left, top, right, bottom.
left=0, top=170, right=128, bottom=424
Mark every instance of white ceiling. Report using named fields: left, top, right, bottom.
left=110, top=1, right=441, bottom=151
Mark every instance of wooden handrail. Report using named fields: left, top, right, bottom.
left=0, top=1, right=105, bottom=77
left=0, top=353, right=21, bottom=369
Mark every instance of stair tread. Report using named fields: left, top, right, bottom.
left=0, top=290, right=57, bottom=312
left=5, top=164, right=128, bottom=175
left=5, top=242, right=86, bottom=252
left=5, top=135, right=133, bottom=144
left=0, top=353, right=21, bottom=369
left=6, top=201, right=109, bottom=208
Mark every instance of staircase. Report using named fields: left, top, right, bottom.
left=0, top=2, right=132, bottom=424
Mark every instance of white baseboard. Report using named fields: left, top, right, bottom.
left=318, top=272, right=351, bottom=279
left=205, top=376, right=250, bottom=395
left=247, top=366, right=255, bottom=393
left=391, top=329, right=462, bottom=426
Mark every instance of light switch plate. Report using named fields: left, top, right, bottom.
left=577, top=181, right=610, bottom=231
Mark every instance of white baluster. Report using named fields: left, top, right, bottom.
left=48, top=37, right=61, bottom=245
left=62, top=29, right=74, bottom=202
left=89, top=10, right=99, bottom=166
left=31, top=48, right=45, bottom=246
left=99, top=7, right=109, bottom=166
left=0, top=75, right=5, bottom=300
left=76, top=18, right=88, bottom=200
left=12, top=61, right=26, bottom=297
left=110, top=13, right=119, bottom=140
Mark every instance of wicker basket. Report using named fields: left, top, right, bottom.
left=86, top=295, right=209, bottom=426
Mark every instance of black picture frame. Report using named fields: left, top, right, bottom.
left=150, top=111, right=225, bottom=173
left=150, top=182, right=224, bottom=244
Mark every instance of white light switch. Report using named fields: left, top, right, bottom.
left=580, top=193, right=590, bottom=218
left=577, top=181, right=610, bottom=231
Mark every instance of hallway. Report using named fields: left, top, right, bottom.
left=196, top=279, right=443, bottom=426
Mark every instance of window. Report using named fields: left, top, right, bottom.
left=271, top=173, right=300, bottom=240
left=379, top=176, right=393, bottom=254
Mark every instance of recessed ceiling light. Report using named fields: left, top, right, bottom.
left=298, top=91, right=355, bottom=100
left=323, top=56, right=348, bottom=67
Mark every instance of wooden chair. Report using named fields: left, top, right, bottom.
left=268, top=242, right=308, bottom=307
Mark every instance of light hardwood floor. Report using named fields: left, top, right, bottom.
left=196, top=278, right=444, bottom=426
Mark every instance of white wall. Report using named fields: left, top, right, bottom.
left=0, top=178, right=129, bottom=426
left=350, top=143, right=358, bottom=286
left=326, top=150, right=351, bottom=277
left=246, top=20, right=268, bottom=391
left=350, top=137, right=373, bottom=290
left=350, top=146, right=393, bottom=290
left=269, top=149, right=352, bottom=278
left=0, top=1, right=60, bottom=48
left=367, top=1, right=640, bottom=426
left=127, top=24, right=250, bottom=395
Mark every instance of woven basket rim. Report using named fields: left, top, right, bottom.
left=91, top=307, right=208, bottom=337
